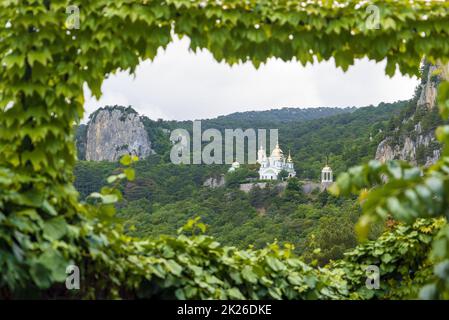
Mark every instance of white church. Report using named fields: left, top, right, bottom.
left=257, top=143, right=296, bottom=180
left=227, top=141, right=334, bottom=188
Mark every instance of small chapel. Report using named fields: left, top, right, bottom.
left=321, top=163, right=333, bottom=190
left=257, top=143, right=296, bottom=180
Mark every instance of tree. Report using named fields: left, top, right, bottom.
left=278, top=169, right=289, bottom=180
left=302, top=207, right=359, bottom=266
left=283, top=177, right=306, bottom=204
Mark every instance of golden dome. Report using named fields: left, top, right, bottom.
left=287, top=150, right=293, bottom=163
left=271, top=143, right=283, bottom=159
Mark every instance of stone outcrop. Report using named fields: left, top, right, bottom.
left=417, top=64, right=438, bottom=110
left=375, top=131, right=439, bottom=166
left=203, top=175, right=225, bottom=188
left=85, top=107, right=153, bottom=161
left=375, top=62, right=447, bottom=166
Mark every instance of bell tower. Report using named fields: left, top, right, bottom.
left=321, top=157, right=333, bottom=190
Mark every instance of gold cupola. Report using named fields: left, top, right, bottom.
left=271, top=143, right=284, bottom=160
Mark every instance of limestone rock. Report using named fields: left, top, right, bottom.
left=417, top=65, right=438, bottom=110
left=375, top=131, right=438, bottom=166
left=85, top=107, right=152, bottom=161
left=203, top=175, right=225, bottom=188
left=374, top=62, right=446, bottom=166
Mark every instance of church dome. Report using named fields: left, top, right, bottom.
left=271, top=143, right=284, bottom=159
left=322, top=165, right=332, bottom=172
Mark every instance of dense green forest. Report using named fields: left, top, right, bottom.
left=75, top=156, right=378, bottom=266
left=76, top=106, right=355, bottom=160
left=76, top=100, right=407, bottom=177
left=281, top=101, right=408, bottom=178
left=73, top=102, right=405, bottom=263
left=117, top=179, right=369, bottom=264
left=200, top=106, right=356, bottom=129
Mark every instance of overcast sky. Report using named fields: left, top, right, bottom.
left=84, top=36, right=418, bottom=122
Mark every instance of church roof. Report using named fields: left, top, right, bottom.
left=271, top=143, right=284, bottom=159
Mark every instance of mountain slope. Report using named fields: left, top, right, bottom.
left=202, top=107, right=356, bottom=129
left=75, top=106, right=355, bottom=160
left=74, top=101, right=408, bottom=197
left=281, top=101, right=409, bottom=179
left=73, top=102, right=406, bottom=259
left=375, top=62, right=448, bottom=166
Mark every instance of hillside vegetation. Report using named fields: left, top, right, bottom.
left=74, top=101, right=404, bottom=263
left=76, top=100, right=408, bottom=179
left=2, top=0, right=449, bottom=300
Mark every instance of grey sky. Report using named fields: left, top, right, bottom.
left=84, top=36, right=418, bottom=122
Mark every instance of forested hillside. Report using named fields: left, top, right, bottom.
left=75, top=155, right=373, bottom=264
left=76, top=106, right=355, bottom=160
left=76, top=101, right=407, bottom=178
left=282, top=101, right=409, bottom=178
left=202, top=106, right=356, bottom=129
left=73, top=101, right=406, bottom=263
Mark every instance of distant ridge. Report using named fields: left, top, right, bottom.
left=203, top=107, right=356, bottom=129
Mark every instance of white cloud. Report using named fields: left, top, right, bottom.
left=83, top=37, right=418, bottom=122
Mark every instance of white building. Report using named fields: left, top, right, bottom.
left=257, top=143, right=296, bottom=180
left=228, top=161, right=240, bottom=172
left=321, top=164, right=333, bottom=190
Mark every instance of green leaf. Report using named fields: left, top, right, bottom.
left=227, top=288, right=245, bottom=299
left=120, top=154, right=132, bottom=166
left=265, top=256, right=286, bottom=272
left=124, top=168, right=135, bottom=181
left=107, top=175, right=118, bottom=183
left=42, top=200, right=58, bottom=216
left=165, top=260, right=183, bottom=276
left=241, top=266, right=258, bottom=284
left=101, top=194, right=119, bottom=204
left=43, top=217, right=67, bottom=240
left=27, top=49, right=52, bottom=66
left=438, top=81, right=449, bottom=119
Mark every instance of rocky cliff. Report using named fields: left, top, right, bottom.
left=84, top=106, right=153, bottom=161
left=203, top=175, right=226, bottom=188
left=375, top=62, right=447, bottom=166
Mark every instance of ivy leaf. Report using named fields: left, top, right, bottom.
left=43, top=217, right=67, bottom=240
left=165, top=260, right=183, bottom=276
left=27, top=49, right=52, bottom=66
left=120, top=154, right=132, bottom=166
left=2, top=54, right=25, bottom=68
left=124, top=168, right=135, bottom=181
left=437, top=81, right=449, bottom=119
left=265, top=256, right=286, bottom=272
